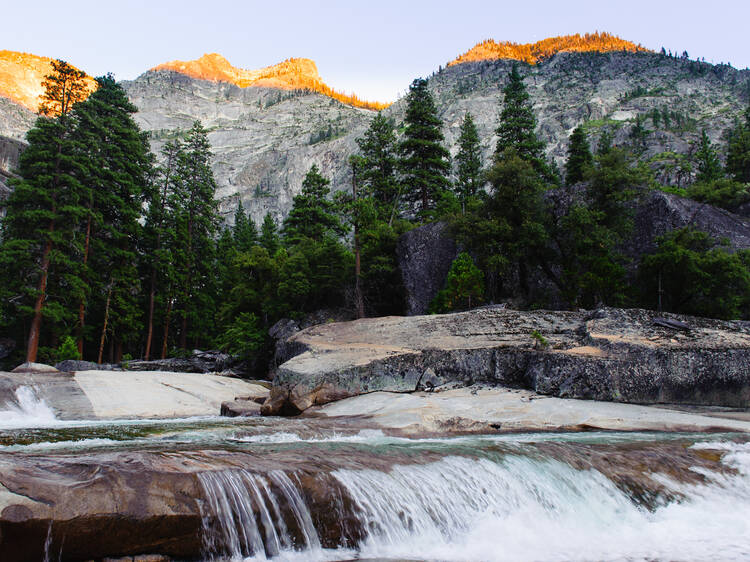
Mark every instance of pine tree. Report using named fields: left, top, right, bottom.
left=143, top=139, right=182, bottom=360
left=260, top=213, right=280, bottom=255
left=454, top=113, right=483, bottom=211
left=398, top=78, right=451, bottom=216
left=282, top=165, right=345, bottom=243
left=232, top=200, right=258, bottom=252
left=495, top=64, right=547, bottom=177
left=430, top=252, right=484, bottom=313
left=173, top=121, right=219, bottom=350
left=355, top=113, right=399, bottom=223
left=38, top=59, right=88, bottom=117
left=73, top=75, right=153, bottom=361
left=694, top=130, right=723, bottom=183
left=564, top=126, right=593, bottom=185
left=0, top=61, right=89, bottom=362
left=726, top=107, right=750, bottom=183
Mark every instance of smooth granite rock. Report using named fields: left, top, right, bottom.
left=264, top=307, right=750, bottom=415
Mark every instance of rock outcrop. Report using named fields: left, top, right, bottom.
left=263, top=307, right=750, bottom=415
left=397, top=222, right=458, bottom=315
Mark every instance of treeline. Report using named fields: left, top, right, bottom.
left=1, top=59, right=749, bottom=369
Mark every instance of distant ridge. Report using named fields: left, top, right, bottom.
left=153, top=53, right=390, bottom=111
left=449, top=32, right=650, bottom=66
left=0, top=50, right=97, bottom=112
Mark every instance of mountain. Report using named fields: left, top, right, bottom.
left=154, top=54, right=389, bottom=111
left=0, top=35, right=748, bottom=225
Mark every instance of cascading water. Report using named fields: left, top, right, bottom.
left=198, top=469, right=327, bottom=561
left=0, top=386, right=57, bottom=428
left=196, top=440, right=750, bottom=562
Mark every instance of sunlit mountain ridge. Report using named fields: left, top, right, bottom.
left=449, top=32, right=649, bottom=66
left=154, top=53, right=390, bottom=111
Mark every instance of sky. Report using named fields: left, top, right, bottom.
left=4, top=0, right=749, bottom=102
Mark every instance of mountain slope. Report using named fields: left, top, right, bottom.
left=153, top=53, right=389, bottom=111
left=0, top=37, right=748, bottom=226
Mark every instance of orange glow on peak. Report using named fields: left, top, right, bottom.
left=448, top=32, right=650, bottom=67
left=153, top=54, right=390, bottom=111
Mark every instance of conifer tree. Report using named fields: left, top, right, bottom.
left=495, top=64, right=548, bottom=177
left=282, top=165, right=345, bottom=243
left=356, top=113, right=399, bottom=223
left=232, top=200, right=258, bottom=252
left=172, top=121, right=220, bottom=350
left=73, top=75, right=153, bottom=361
left=726, top=107, right=750, bottom=183
left=0, top=61, right=89, bottom=362
left=143, top=139, right=181, bottom=360
left=260, top=213, right=280, bottom=255
left=564, top=126, right=593, bottom=185
left=398, top=78, right=451, bottom=216
left=694, top=130, right=723, bottom=183
left=454, top=112, right=483, bottom=211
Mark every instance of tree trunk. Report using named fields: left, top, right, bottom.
left=77, top=213, right=92, bottom=357
left=97, top=282, right=112, bottom=364
left=161, top=295, right=173, bottom=360
left=144, top=268, right=157, bottom=360
left=352, top=165, right=365, bottom=319
left=26, top=228, right=54, bottom=363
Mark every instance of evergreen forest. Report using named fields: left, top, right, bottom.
left=1, top=60, right=749, bottom=370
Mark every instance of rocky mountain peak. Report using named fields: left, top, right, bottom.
left=0, top=50, right=97, bottom=112
left=153, top=53, right=389, bottom=110
left=449, top=32, right=649, bottom=67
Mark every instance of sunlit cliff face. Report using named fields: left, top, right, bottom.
left=449, top=32, right=650, bottom=66
left=0, top=50, right=97, bottom=112
left=154, top=53, right=390, bottom=111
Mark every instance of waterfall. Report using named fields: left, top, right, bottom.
left=196, top=441, right=750, bottom=561
left=198, top=469, right=324, bottom=561
left=0, top=386, right=57, bottom=427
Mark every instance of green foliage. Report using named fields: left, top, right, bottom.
left=530, top=330, right=549, bottom=349
left=282, top=165, right=346, bottom=243
left=456, top=149, right=550, bottom=301
left=232, top=200, right=258, bottom=252
left=430, top=252, right=484, bottom=313
left=454, top=113, right=483, bottom=209
left=564, top=126, right=593, bottom=185
left=687, top=178, right=750, bottom=210
left=398, top=78, right=451, bottom=217
left=726, top=107, right=750, bottom=183
left=57, top=336, right=81, bottom=361
left=260, top=213, right=280, bottom=254
left=355, top=113, right=400, bottom=221
left=694, top=130, right=723, bottom=183
left=217, top=312, right=266, bottom=358
left=495, top=65, right=549, bottom=178
left=639, top=227, right=750, bottom=319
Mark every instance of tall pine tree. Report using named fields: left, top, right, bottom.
left=495, top=64, right=548, bottom=178
left=0, top=60, right=89, bottom=362
left=693, top=130, right=723, bottom=184
left=454, top=112, right=483, bottom=212
left=398, top=78, right=451, bottom=217
left=355, top=113, right=399, bottom=223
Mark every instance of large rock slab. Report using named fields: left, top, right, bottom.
left=0, top=371, right=268, bottom=420
left=264, top=307, right=750, bottom=414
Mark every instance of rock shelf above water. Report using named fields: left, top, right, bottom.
left=263, top=307, right=750, bottom=415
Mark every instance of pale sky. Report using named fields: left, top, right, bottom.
left=4, top=0, right=749, bottom=102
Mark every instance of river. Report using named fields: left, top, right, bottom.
left=1, top=386, right=749, bottom=561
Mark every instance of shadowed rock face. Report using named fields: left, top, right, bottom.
left=397, top=222, right=458, bottom=316
left=264, top=307, right=750, bottom=415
